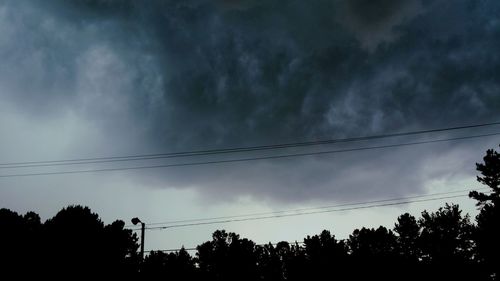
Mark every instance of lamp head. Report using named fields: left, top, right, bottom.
left=131, top=217, right=141, bottom=225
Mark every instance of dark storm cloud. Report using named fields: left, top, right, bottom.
left=347, top=0, right=406, bottom=24
left=337, top=0, right=423, bottom=49
left=1, top=0, right=500, bottom=203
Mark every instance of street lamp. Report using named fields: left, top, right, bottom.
left=131, top=217, right=145, bottom=261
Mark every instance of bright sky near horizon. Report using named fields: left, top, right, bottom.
left=1, top=0, right=500, bottom=251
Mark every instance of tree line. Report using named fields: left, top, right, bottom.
left=1, top=147, right=499, bottom=279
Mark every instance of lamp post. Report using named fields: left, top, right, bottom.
left=131, top=217, right=145, bottom=261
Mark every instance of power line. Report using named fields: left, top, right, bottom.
left=140, top=189, right=488, bottom=252
left=0, top=132, right=499, bottom=178
left=145, top=242, right=306, bottom=253
left=146, top=247, right=197, bottom=253
left=1, top=121, right=499, bottom=169
left=130, top=188, right=487, bottom=228
left=134, top=194, right=472, bottom=231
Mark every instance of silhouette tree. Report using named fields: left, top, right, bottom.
left=43, top=205, right=139, bottom=277
left=254, top=243, right=286, bottom=281
left=469, top=147, right=500, bottom=207
left=394, top=213, right=421, bottom=262
left=347, top=226, right=399, bottom=280
left=226, top=233, right=258, bottom=281
left=196, top=230, right=229, bottom=280
left=254, top=240, right=307, bottom=281
left=302, top=230, right=348, bottom=280
left=418, top=203, right=475, bottom=279
left=469, top=146, right=500, bottom=280
left=142, top=250, right=169, bottom=277
left=393, top=212, right=425, bottom=280
left=196, top=230, right=258, bottom=281
left=142, top=247, right=196, bottom=279
left=0, top=209, right=42, bottom=277
left=43, top=205, right=106, bottom=276
left=3, top=146, right=500, bottom=280
left=103, top=220, right=140, bottom=276
left=174, top=247, right=197, bottom=279
left=280, top=241, right=307, bottom=281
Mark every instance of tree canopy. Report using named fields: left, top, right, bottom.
left=1, top=145, right=500, bottom=280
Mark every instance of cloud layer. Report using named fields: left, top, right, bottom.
left=1, top=0, right=500, bottom=203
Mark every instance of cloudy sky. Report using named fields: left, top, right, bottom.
left=1, top=0, right=500, bottom=251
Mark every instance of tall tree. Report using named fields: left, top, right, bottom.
left=347, top=226, right=399, bottom=280
left=303, top=230, right=348, bottom=280
left=43, top=205, right=139, bottom=277
left=0, top=209, right=42, bottom=277
left=142, top=247, right=196, bottom=279
left=43, top=205, right=106, bottom=276
left=254, top=243, right=286, bottom=281
left=196, top=230, right=258, bottom=281
left=469, top=146, right=500, bottom=280
left=103, top=220, right=140, bottom=276
left=418, top=204, right=475, bottom=279
left=469, top=147, right=500, bottom=207
left=394, top=213, right=421, bottom=262
left=281, top=241, right=307, bottom=281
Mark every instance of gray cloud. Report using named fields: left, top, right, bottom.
left=1, top=0, right=500, bottom=204
left=337, top=0, right=424, bottom=50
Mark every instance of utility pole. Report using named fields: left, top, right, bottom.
left=140, top=222, right=145, bottom=260
left=131, top=217, right=145, bottom=260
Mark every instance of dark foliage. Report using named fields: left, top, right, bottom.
left=469, top=146, right=500, bottom=280
left=1, top=146, right=500, bottom=280
left=0, top=205, right=138, bottom=278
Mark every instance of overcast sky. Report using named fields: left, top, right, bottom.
left=1, top=0, right=500, bottom=251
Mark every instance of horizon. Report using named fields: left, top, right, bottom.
left=2, top=0, right=500, bottom=254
